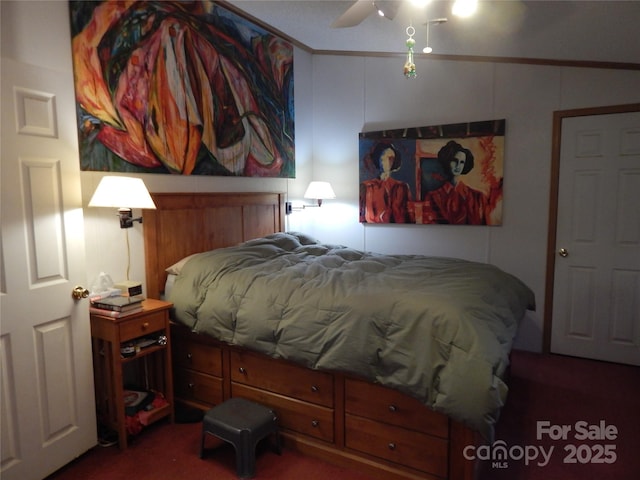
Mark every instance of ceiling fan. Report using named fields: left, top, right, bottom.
left=331, top=0, right=403, bottom=28
left=331, top=1, right=478, bottom=28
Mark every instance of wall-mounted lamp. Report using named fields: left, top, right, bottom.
left=287, top=181, right=336, bottom=213
left=88, top=176, right=156, bottom=228
left=304, top=181, right=336, bottom=207
left=88, top=176, right=156, bottom=286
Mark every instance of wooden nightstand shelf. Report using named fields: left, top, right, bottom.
left=90, top=298, right=174, bottom=448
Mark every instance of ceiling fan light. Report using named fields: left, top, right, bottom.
left=373, top=1, right=401, bottom=20
left=452, top=0, right=478, bottom=18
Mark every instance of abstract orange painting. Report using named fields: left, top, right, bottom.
left=69, top=1, right=294, bottom=177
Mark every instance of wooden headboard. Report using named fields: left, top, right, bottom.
left=142, top=192, right=285, bottom=300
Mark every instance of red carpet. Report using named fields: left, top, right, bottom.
left=46, top=420, right=376, bottom=480
left=47, top=350, right=638, bottom=480
left=477, top=350, right=639, bottom=480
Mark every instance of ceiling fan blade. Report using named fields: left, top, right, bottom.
left=331, top=0, right=375, bottom=28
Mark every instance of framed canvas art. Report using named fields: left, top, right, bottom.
left=359, top=119, right=505, bottom=225
left=69, top=1, right=294, bottom=177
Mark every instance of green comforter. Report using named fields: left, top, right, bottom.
left=169, top=232, right=535, bottom=440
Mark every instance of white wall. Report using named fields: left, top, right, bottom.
left=3, top=0, right=639, bottom=353
left=307, top=53, right=640, bottom=351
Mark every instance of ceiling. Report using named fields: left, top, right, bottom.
left=226, top=1, right=640, bottom=66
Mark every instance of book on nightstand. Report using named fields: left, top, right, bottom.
left=90, top=306, right=143, bottom=318
left=91, top=295, right=145, bottom=312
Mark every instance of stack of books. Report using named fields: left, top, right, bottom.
left=90, top=295, right=145, bottom=318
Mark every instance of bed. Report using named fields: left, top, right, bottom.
left=143, top=192, right=535, bottom=480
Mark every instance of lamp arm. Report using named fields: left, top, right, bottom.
left=118, top=208, right=143, bottom=228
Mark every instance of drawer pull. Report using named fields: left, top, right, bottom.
left=388, top=404, right=398, bottom=412
left=311, top=385, right=319, bottom=393
left=187, top=353, right=192, bottom=361
left=311, top=420, right=319, bottom=428
left=142, top=322, right=150, bottom=330
left=238, top=367, right=247, bottom=374
left=388, top=442, right=396, bottom=451
left=188, top=383, right=195, bottom=389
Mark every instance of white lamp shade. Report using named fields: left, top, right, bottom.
left=303, top=181, right=336, bottom=200
left=88, top=176, right=156, bottom=209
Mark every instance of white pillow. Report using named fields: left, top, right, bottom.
left=165, top=253, right=199, bottom=275
left=163, top=274, right=177, bottom=299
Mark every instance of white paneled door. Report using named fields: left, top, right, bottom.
left=1, top=58, right=97, bottom=479
left=552, top=110, right=640, bottom=366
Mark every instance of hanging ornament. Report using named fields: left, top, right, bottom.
left=404, top=25, right=417, bottom=78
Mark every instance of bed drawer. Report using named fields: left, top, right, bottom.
left=345, top=414, right=448, bottom=477
left=232, top=382, right=334, bottom=443
left=174, top=368, right=223, bottom=406
left=345, top=378, right=448, bottom=438
left=172, top=336, right=222, bottom=376
left=230, top=350, right=334, bottom=408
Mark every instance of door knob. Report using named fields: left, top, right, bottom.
left=72, top=285, right=89, bottom=300
left=558, top=248, right=569, bottom=257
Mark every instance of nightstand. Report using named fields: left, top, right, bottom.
left=90, top=298, right=174, bottom=448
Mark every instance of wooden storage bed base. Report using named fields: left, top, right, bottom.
left=143, top=192, right=479, bottom=480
